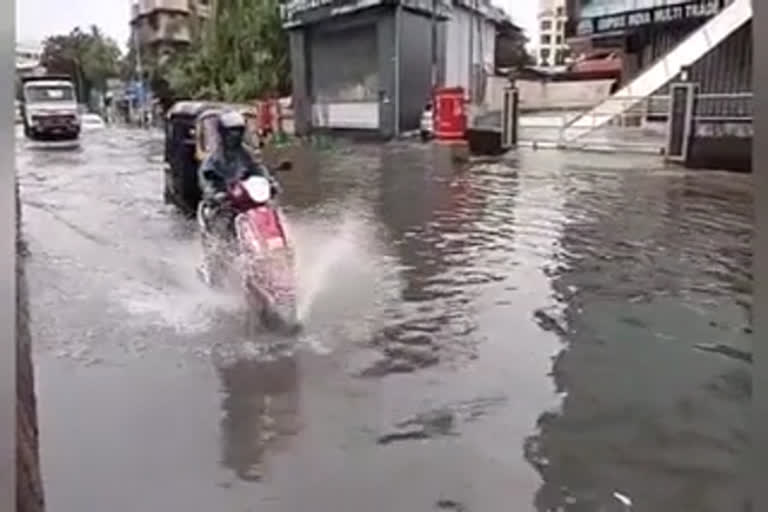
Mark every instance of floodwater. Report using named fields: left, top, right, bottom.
left=17, top=127, right=751, bottom=512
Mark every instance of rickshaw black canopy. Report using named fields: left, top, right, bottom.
left=163, top=101, right=260, bottom=215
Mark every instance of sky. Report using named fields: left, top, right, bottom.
left=16, top=0, right=539, bottom=51
left=16, top=0, right=133, bottom=49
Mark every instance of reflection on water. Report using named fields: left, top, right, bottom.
left=216, top=351, right=301, bottom=482
left=20, top=129, right=753, bottom=511
left=371, top=145, right=491, bottom=370
left=523, top=167, right=752, bottom=512
left=281, top=144, right=751, bottom=510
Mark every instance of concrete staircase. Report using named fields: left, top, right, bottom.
left=560, top=0, right=753, bottom=143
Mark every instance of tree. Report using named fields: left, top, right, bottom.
left=80, top=26, right=122, bottom=92
left=40, top=25, right=122, bottom=103
left=165, top=0, right=291, bottom=102
left=495, top=20, right=534, bottom=70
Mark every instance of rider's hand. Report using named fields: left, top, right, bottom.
left=213, top=191, right=227, bottom=202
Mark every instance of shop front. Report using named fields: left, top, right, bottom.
left=566, top=0, right=726, bottom=83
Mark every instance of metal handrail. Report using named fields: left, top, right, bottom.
left=696, top=92, right=753, bottom=99
left=554, top=94, right=671, bottom=143
left=693, top=92, right=752, bottom=120
left=693, top=116, right=752, bottom=121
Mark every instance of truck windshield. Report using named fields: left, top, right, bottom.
left=25, top=86, right=75, bottom=102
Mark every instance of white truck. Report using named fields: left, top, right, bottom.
left=20, top=75, right=81, bottom=141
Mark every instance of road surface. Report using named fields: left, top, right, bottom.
left=17, top=127, right=751, bottom=512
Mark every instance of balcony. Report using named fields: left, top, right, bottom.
left=134, top=12, right=192, bottom=45
left=194, top=0, right=212, bottom=17
left=580, top=0, right=691, bottom=19
left=131, top=0, right=191, bottom=20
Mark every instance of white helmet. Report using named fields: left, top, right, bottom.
left=219, top=110, right=245, bottom=129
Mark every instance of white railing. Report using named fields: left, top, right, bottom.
left=516, top=91, right=753, bottom=151
left=515, top=95, right=667, bottom=134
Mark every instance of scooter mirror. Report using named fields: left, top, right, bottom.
left=276, top=160, right=293, bottom=171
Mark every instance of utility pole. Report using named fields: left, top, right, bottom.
left=72, top=58, right=84, bottom=105
left=394, top=2, right=401, bottom=137
left=431, top=0, right=438, bottom=88
left=131, top=2, right=146, bottom=129
left=468, top=0, right=475, bottom=104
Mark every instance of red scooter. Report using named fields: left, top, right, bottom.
left=198, top=171, right=299, bottom=333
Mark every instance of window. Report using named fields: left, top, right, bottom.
left=541, top=19, right=552, bottom=31
left=200, top=115, right=220, bottom=153
left=540, top=48, right=551, bottom=65
left=243, top=115, right=261, bottom=151
left=556, top=6, right=564, bottom=16
left=555, top=49, right=566, bottom=66
left=24, top=85, right=75, bottom=102
left=149, top=12, right=160, bottom=31
left=556, top=35, right=563, bottom=45
left=541, top=34, right=551, bottom=45
left=556, top=20, right=563, bottom=31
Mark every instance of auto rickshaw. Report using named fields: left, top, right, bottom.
left=163, top=101, right=261, bottom=215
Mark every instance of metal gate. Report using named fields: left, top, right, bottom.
left=513, top=95, right=671, bottom=153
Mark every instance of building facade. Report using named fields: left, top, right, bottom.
left=562, top=0, right=752, bottom=171
left=536, top=0, right=570, bottom=69
left=130, top=0, right=212, bottom=62
left=565, top=0, right=748, bottom=89
left=282, top=0, right=507, bottom=138
left=443, top=0, right=505, bottom=105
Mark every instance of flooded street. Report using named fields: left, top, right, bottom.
left=17, top=127, right=751, bottom=512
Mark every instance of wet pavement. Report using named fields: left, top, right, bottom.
left=17, top=126, right=751, bottom=512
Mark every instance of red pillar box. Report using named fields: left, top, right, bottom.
left=433, top=87, right=467, bottom=141
left=259, top=99, right=275, bottom=136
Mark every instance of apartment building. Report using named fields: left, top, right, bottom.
left=16, top=42, right=44, bottom=77
left=130, top=0, right=213, bottom=61
left=536, top=0, right=570, bottom=68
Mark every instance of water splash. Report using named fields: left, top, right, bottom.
left=292, top=213, right=373, bottom=322
left=100, top=201, right=393, bottom=355
left=108, top=209, right=389, bottom=350
left=108, top=238, right=246, bottom=335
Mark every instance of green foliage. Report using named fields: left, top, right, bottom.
left=40, top=25, right=122, bottom=102
left=165, top=0, right=292, bottom=102
left=495, top=21, right=534, bottom=70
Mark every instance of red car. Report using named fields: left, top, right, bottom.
left=567, top=50, right=623, bottom=84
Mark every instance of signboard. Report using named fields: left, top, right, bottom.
left=281, top=0, right=359, bottom=22
left=576, top=0, right=723, bottom=36
left=282, top=0, right=448, bottom=26
left=125, top=81, right=148, bottom=103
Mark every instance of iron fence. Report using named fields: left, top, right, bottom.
left=692, top=92, right=752, bottom=122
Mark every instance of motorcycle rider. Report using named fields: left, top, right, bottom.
left=197, top=110, right=281, bottom=285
